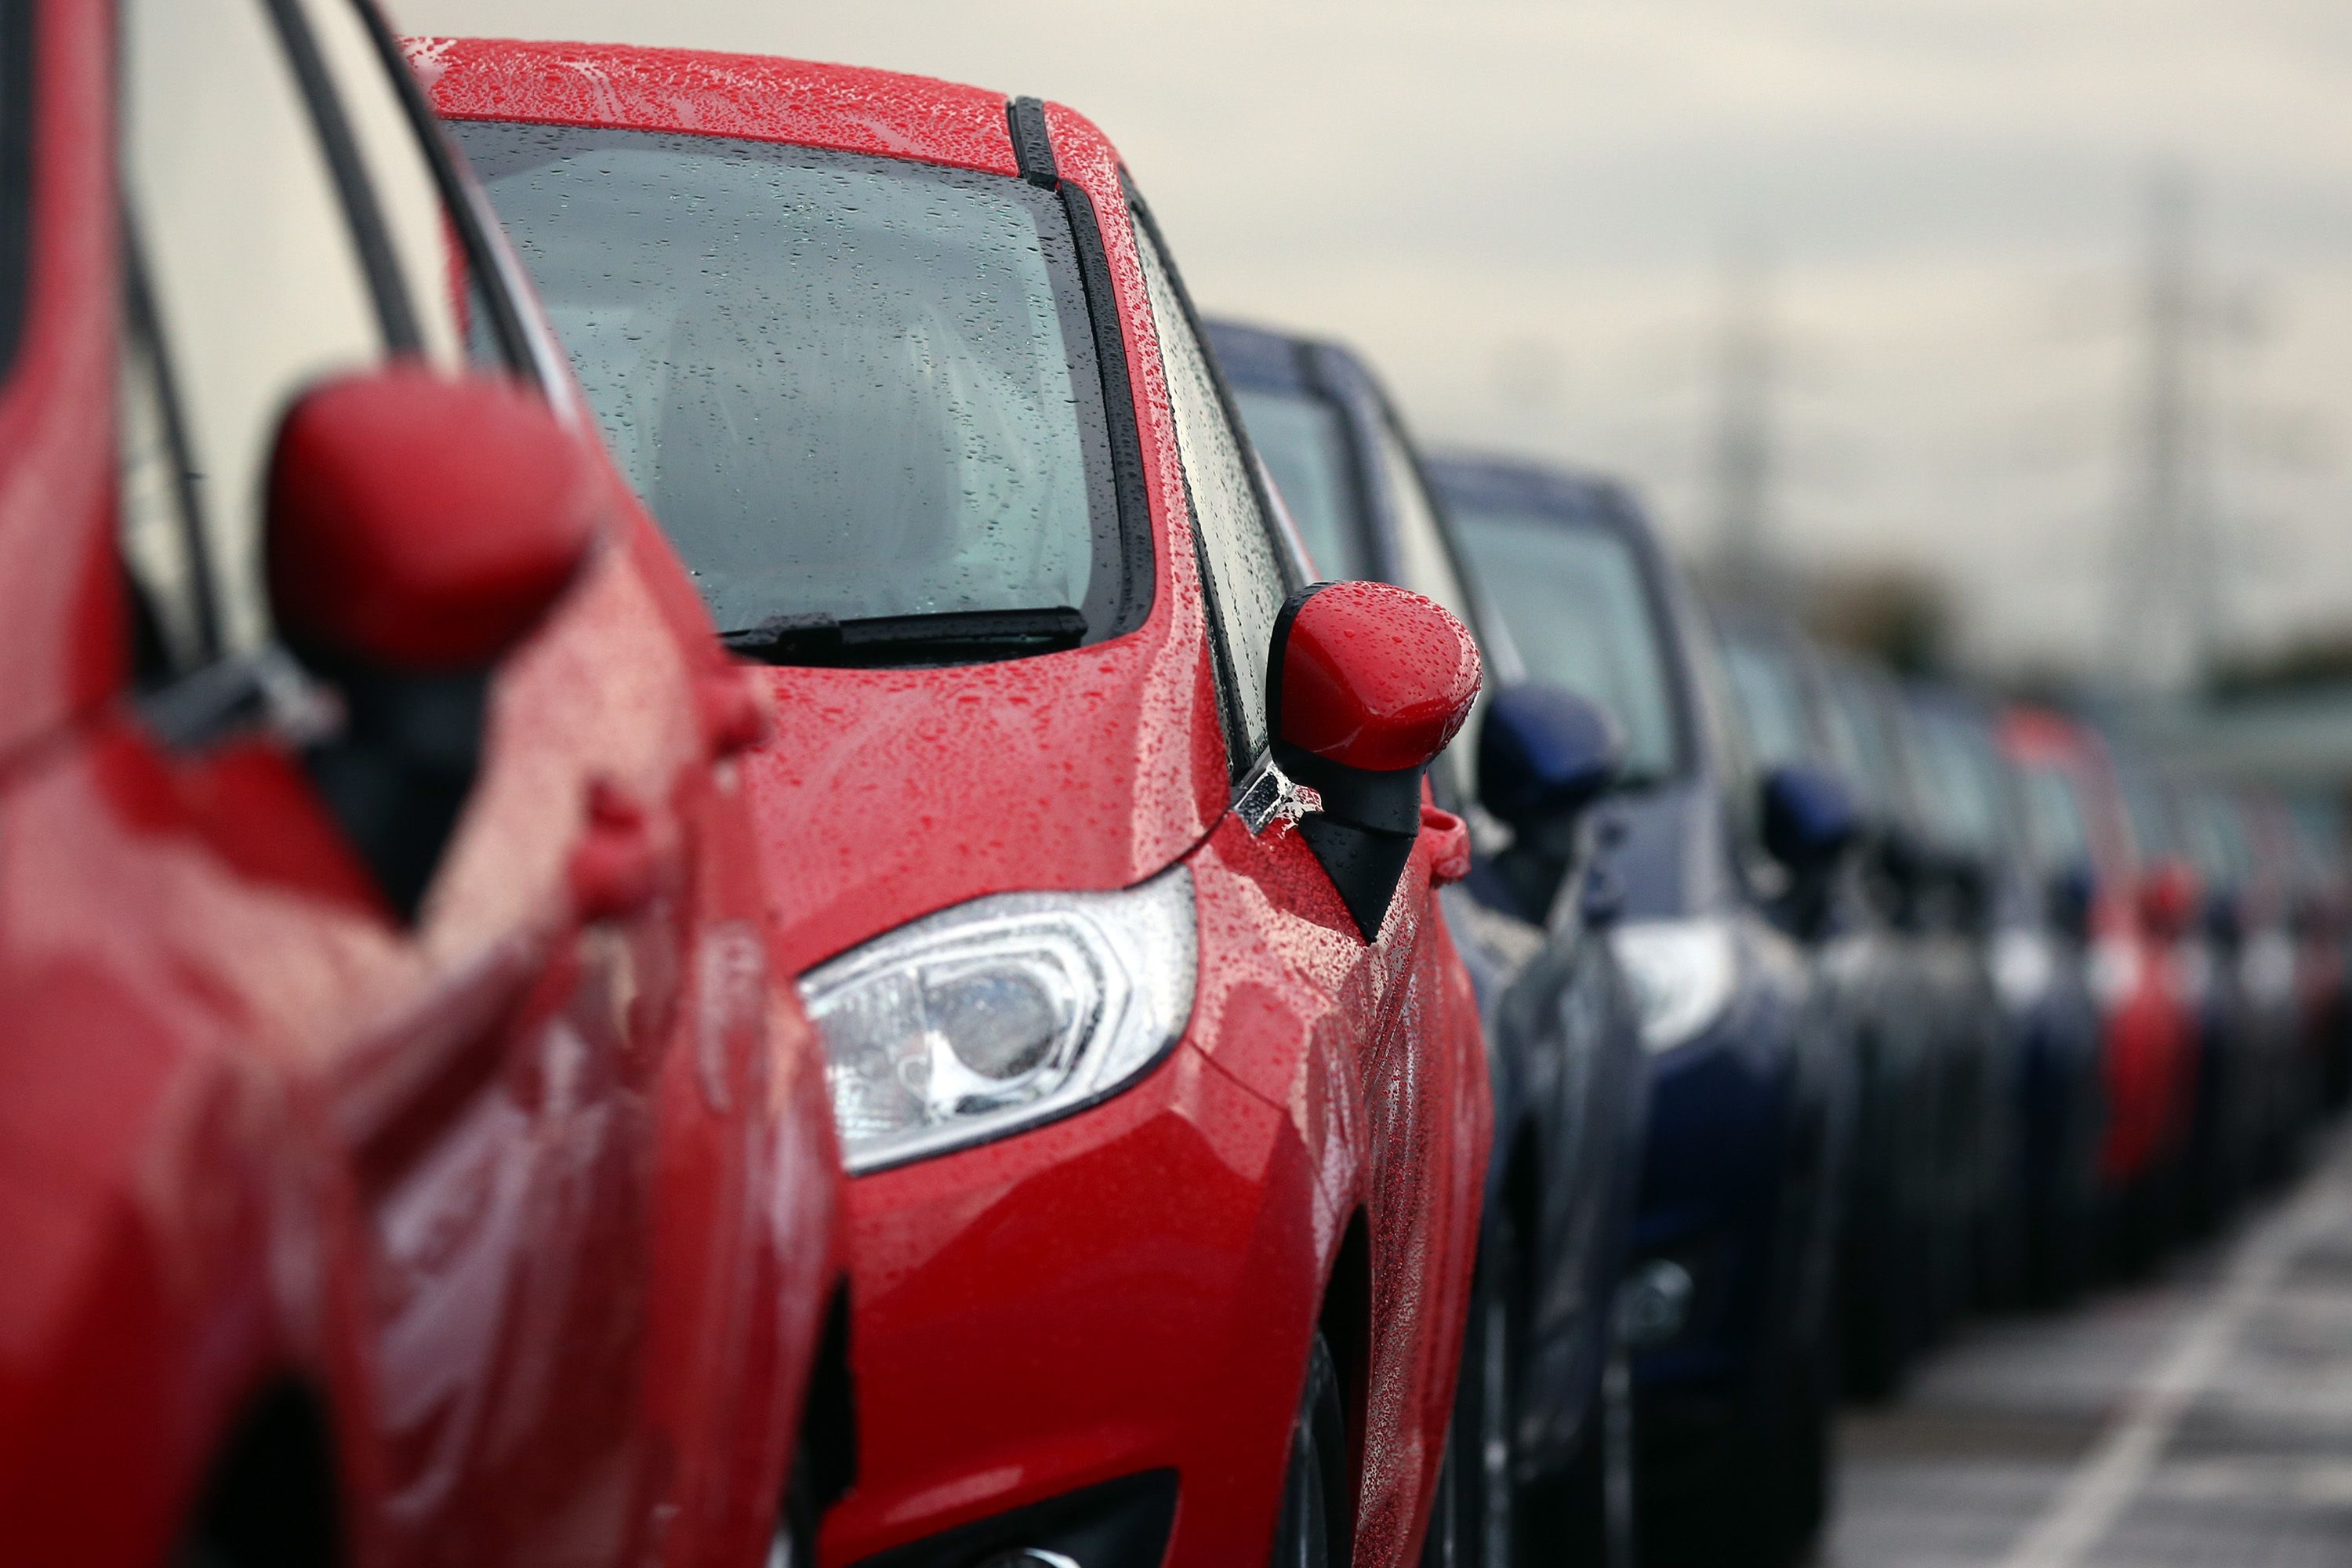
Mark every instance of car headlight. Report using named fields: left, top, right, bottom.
left=1991, top=930, right=2054, bottom=1011
left=2089, top=935, right=2142, bottom=1009
left=800, top=866, right=1197, bottom=1174
left=1612, top=918, right=1740, bottom=1054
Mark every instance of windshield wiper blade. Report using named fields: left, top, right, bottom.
left=719, top=607, right=1088, bottom=667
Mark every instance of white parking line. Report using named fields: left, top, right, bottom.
left=1993, top=1166, right=2351, bottom=1568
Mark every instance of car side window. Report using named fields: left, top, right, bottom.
left=1367, top=410, right=1485, bottom=807
left=122, top=0, right=389, bottom=658
left=119, top=0, right=512, bottom=675
left=1689, top=615, right=1769, bottom=868
left=1374, top=414, right=1473, bottom=633
left=1131, top=212, right=1296, bottom=771
left=118, top=259, right=216, bottom=679
left=290, top=0, right=514, bottom=373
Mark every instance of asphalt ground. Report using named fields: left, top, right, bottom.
left=1820, top=1131, right=2352, bottom=1568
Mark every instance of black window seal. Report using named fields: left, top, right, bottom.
left=345, top=0, right=539, bottom=382
left=1123, top=172, right=1304, bottom=787
left=1007, top=96, right=1153, bottom=639
left=257, top=0, right=422, bottom=355
left=0, top=0, right=35, bottom=383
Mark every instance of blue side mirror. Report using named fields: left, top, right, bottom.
left=1762, top=763, right=1858, bottom=872
left=1479, top=683, right=1622, bottom=829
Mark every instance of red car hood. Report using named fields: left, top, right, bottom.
left=742, top=630, right=1229, bottom=975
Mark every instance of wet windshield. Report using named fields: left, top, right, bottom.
left=1450, top=506, right=1682, bottom=782
left=451, top=122, right=1128, bottom=660
left=1231, top=387, right=1367, bottom=582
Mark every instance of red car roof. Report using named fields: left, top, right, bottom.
left=408, top=37, right=1023, bottom=178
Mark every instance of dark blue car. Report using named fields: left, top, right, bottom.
left=1907, top=683, right=2104, bottom=1308
left=1210, top=320, right=1649, bottom=1566
left=1425, top=455, right=1853, bottom=1568
left=1713, top=615, right=1949, bottom=1391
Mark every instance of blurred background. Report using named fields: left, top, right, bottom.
left=412, top=0, right=2352, bottom=740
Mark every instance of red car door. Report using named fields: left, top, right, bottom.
left=1123, top=196, right=1489, bottom=1563
left=29, top=0, right=805, bottom=1561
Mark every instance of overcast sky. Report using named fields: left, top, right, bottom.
left=401, top=0, right=2352, bottom=679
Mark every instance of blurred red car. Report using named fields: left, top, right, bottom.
left=0, top=2, right=844, bottom=1563
left=1999, top=710, right=2192, bottom=1240
left=430, top=42, right=1494, bottom=1567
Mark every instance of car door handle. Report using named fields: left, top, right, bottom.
left=1422, top=803, right=1472, bottom=885
left=569, top=779, right=671, bottom=921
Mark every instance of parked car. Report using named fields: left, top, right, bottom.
left=1214, top=318, right=1650, bottom=1565
left=1, top=3, right=848, bottom=1564
left=1906, top=684, right=2102, bottom=1309
left=1980, top=710, right=2111, bottom=1301
left=437, top=44, right=1495, bottom=1567
left=2000, top=710, right=2194, bottom=1270
left=1819, top=660, right=2009, bottom=1336
left=1427, top=456, right=1852, bottom=1568
left=2282, top=790, right=2352, bottom=1112
left=1714, top=620, right=1945, bottom=1386
left=2199, top=782, right=2309, bottom=1189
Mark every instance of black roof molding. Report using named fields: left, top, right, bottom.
left=1007, top=96, right=1059, bottom=190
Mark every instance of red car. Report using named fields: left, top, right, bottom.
left=1999, top=710, right=2191, bottom=1244
left=429, top=41, right=1494, bottom=1567
left=0, top=2, right=844, bottom=1563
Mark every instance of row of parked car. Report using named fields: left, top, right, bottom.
left=12, top=5, right=2346, bottom=1567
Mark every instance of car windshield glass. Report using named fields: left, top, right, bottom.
left=1232, top=387, right=1367, bottom=582
left=1450, top=505, right=1681, bottom=782
left=451, top=122, right=1127, bottom=656
left=1721, top=636, right=1813, bottom=769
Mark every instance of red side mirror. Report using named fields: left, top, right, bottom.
left=1266, top=580, right=1483, bottom=941
left=1271, top=580, right=1482, bottom=773
left=267, top=366, right=599, bottom=672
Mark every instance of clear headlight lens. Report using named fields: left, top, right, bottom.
left=2089, top=935, right=2142, bottom=1009
left=1612, top=918, right=1740, bottom=1054
left=1992, top=929, right=2055, bottom=1011
left=800, top=866, right=1197, bottom=1174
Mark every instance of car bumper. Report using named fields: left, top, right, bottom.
left=1630, top=1011, right=1800, bottom=1397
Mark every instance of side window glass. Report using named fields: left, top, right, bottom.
left=122, top=0, right=387, bottom=655
left=1132, top=215, right=1293, bottom=768
left=294, top=0, right=506, bottom=372
left=1690, top=618, right=1766, bottom=858
left=1371, top=413, right=1483, bottom=806
left=119, top=260, right=214, bottom=680
left=1376, top=416, right=1474, bottom=630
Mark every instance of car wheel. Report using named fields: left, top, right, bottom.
left=1272, top=1330, right=1349, bottom=1568
left=1527, top=1328, right=1635, bottom=1568
left=1638, top=1333, right=1831, bottom=1568
left=1425, top=1205, right=1518, bottom=1567
left=1766, top=1335, right=1834, bottom=1557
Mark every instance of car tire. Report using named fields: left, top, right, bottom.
left=1425, top=1205, right=1519, bottom=1568
left=1524, top=1332, right=1634, bottom=1568
left=1272, top=1330, right=1349, bottom=1568
left=1764, top=1334, right=1835, bottom=1559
